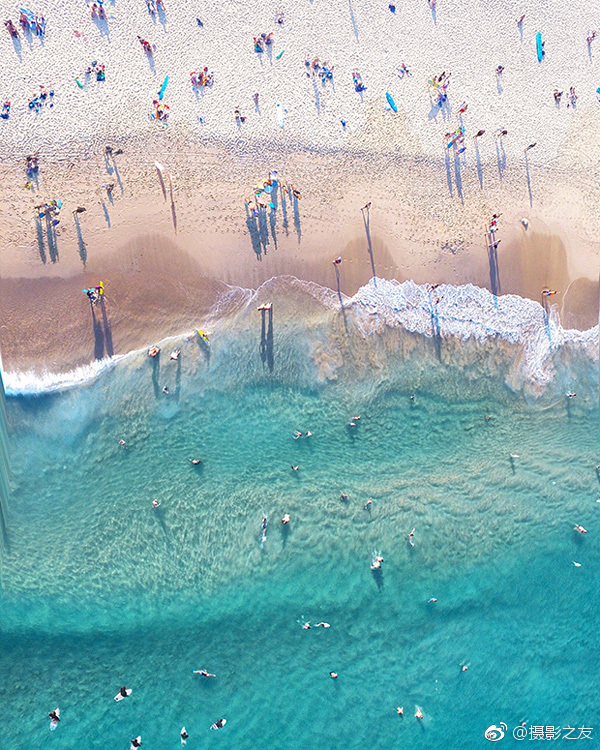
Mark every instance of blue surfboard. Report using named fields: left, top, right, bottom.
left=386, top=92, right=397, bottom=112
left=158, top=75, right=169, bottom=100
left=536, top=32, right=543, bottom=61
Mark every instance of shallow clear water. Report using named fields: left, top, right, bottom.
left=1, top=291, right=599, bottom=749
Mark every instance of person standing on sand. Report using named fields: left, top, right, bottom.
left=524, top=142, right=537, bottom=152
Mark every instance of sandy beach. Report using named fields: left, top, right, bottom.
left=0, top=0, right=598, bottom=374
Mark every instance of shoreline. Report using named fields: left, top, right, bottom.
left=0, top=142, right=598, bottom=378
left=3, top=274, right=598, bottom=400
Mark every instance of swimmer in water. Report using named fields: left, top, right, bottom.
left=170, top=348, right=181, bottom=361
left=371, top=554, right=384, bottom=570
left=415, top=707, right=424, bottom=720
left=303, top=621, right=311, bottom=629
left=574, top=524, right=587, bottom=534
left=162, top=386, right=169, bottom=394
left=352, top=415, right=361, bottom=421
left=427, top=597, right=437, bottom=603
left=397, top=706, right=404, bottom=716
left=152, top=499, right=160, bottom=508
left=293, top=430, right=302, bottom=439
left=364, top=498, right=373, bottom=510
left=190, top=458, right=202, bottom=465
left=461, top=664, right=469, bottom=672
left=566, top=392, right=576, bottom=398
left=408, top=528, right=415, bottom=546
left=329, top=671, right=338, bottom=679
left=291, top=465, right=299, bottom=471
left=573, top=561, right=582, bottom=567
left=316, top=622, right=331, bottom=628
left=281, top=513, right=290, bottom=524
left=349, top=421, right=357, bottom=427
left=118, top=439, right=127, bottom=449
left=180, top=727, right=189, bottom=746
left=341, top=492, right=349, bottom=501
left=192, top=669, right=216, bottom=677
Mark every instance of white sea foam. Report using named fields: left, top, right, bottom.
left=2, top=278, right=598, bottom=398
left=346, top=278, right=598, bottom=391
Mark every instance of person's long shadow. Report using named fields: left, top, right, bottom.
left=91, top=304, right=105, bottom=360
left=35, top=216, right=47, bottom=263
left=101, top=200, right=111, bottom=227
left=293, top=195, right=302, bottom=243
left=312, top=75, right=321, bottom=113
left=348, top=0, right=359, bottom=40
left=74, top=213, right=87, bottom=267
left=280, top=521, right=290, bottom=548
left=258, top=209, right=269, bottom=254
left=495, top=137, right=506, bottom=181
left=245, top=207, right=263, bottom=258
left=105, top=150, right=124, bottom=194
left=99, top=296, right=114, bottom=356
left=444, top=147, right=454, bottom=197
left=10, top=35, right=22, bottom=60
left=269, top=192, right=278, bottom=249
left=361, top=206, right=377, bottom=284
left=487, top=232, right=501, bottom=298
left=334, top=265, right=348, bottom=332
left=157, top=7, right=167, bottom=31
left=431, top=4, right=437, bottom=25
left=170, top=179, right=177, bottom=232
left=280, top=183, right=289, bottom=235
left=524, top=152, right=533, bottom=207
left=474, top=140, right=483, bottom=189
left=453, top=152, right=464, bottom=203
left=151, top=351, right=161, bottom=398
left=92, top=16, right=110, bottom=41
left=45, top=214, right=59, bottom=262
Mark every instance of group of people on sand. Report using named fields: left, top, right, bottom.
left=304, top=56, right=335, bottom=83
left=146, top=0, right=166, bottom=14
left=190, top=68, right=214, bottom=89
left=253, top=32, right=274, bottom=52
left=4, top=9, right=46, bottom=36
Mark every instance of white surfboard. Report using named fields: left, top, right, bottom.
left=114, top=688, right=132, bottom=701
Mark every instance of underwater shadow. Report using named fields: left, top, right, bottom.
left=259, top=306, right=274, bottom=372
left=334, top=265, right=348, bottom=332
left=371, top=567, right=384, bottom=590
left=151, top=351, right=161, bottom=398
left=174, top=356, right=182, bottom=402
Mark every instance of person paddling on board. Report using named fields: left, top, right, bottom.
left=210, top=718, right=226, bottom=730
left=49, top=708, right=60, bottom=729
left=192, top=669, right=216, bottom=677
left=180, top=727, right=189, bottom=746
left=131, top=737, right=142, bottom=749
left=119, top=686, right=130, bottom=698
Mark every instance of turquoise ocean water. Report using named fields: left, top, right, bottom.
left=0, top=278, right=598, bottom=749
